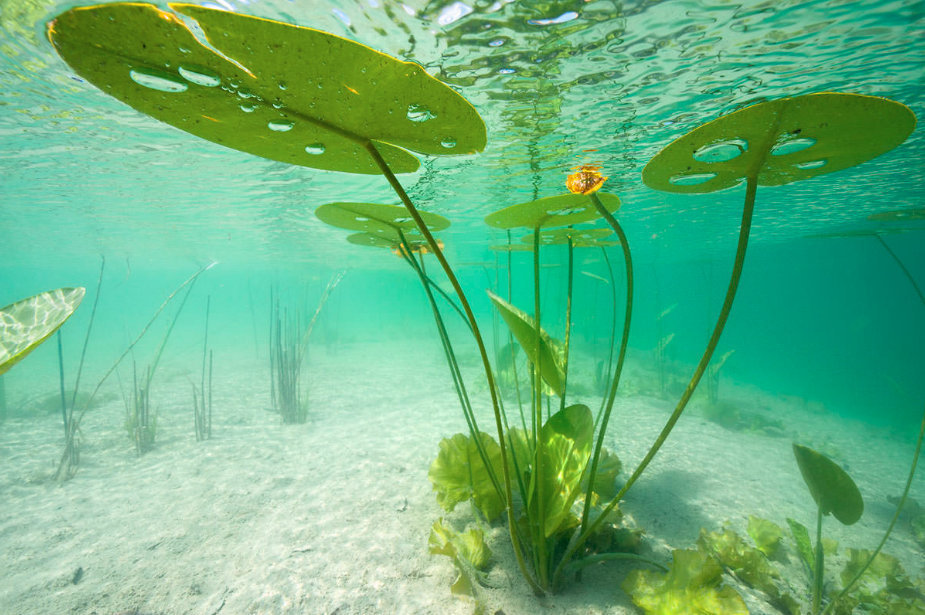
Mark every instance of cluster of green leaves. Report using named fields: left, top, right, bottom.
left=428, top=519, right=493, bottom=610
left=696, top=516, right=925, bottom=615
left=622, top=548, right=748, bottom=614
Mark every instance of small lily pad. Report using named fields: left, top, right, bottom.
left=793, top=443, right=864, bottom=526
left=316, top=202, right=449, bottom=239
left=643, top=93, right=916, bottom=193
left=867, top=208, right=925, bottom=222
left=485, top=193, right=621, bottom=230
left=0, top=288, right=86, bottom=376
left=48, top=3, right=486, bottom=174
left=520, top=227, right=619, bottom=247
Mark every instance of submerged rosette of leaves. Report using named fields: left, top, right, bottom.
left=747, top=515, right=784, bottom=557
left=428, top=519, right=492, bottom=602
left=836, top=549, right=925, bottom=614
left=622, top=548, right=748, bottom=615
left=428, top=432, right=504, bottom=522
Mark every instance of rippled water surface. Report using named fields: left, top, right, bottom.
left=1, top=0, right=922, bottom=267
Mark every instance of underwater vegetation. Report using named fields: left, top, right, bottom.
left=41, top=2, right=924, bottom=612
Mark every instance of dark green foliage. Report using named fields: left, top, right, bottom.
left=793, top=443, right=864, bottom=525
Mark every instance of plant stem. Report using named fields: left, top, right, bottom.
left=363, top=140, right=542, bottom=594
left=56, top=331, right=68, bottom=438
left=875, top=234, right=925, bottom=307
left=559, top=235, right=574, bottom=415
left=812, top=505, right=824, bottom=614
left=70, top=256, right=104, bottom=411
left=558, top=176, right=756, bottom=588
left=532, top=225, right=549, bottom=588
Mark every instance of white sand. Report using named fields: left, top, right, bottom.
left=0, top=339, right=922, bottom=615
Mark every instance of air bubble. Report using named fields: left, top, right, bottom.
left=237, top=89, right=256, bottom=99
left=178, top=65, right=221, bottom=87
left=278, top=81, right=288, bottom=90
left=489, top=39, right=505, bottom=47
left=440, top=138, right=456, bottom=149
left=305, top=143, right=326, bottom=155
left=771, top=137, right=816, bottom=156
left=407, top=104, right=436, bottom=122
left=129, top=68, right=187, bottom=93
left=693, top=138, right=747, bottom=163
left=240, top=103, right=258, bottom=113
left=669, top=172, right=716, bottom=186
left=268, top=120, right=294, bottom=132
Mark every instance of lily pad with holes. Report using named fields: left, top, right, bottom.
left=48, top=3, right=486, bottom=174
left=485, top=193, right=621, bottom=230
left=520, top=227, right=619, bottom=247
left=0, top=288, right=86, bottom=376
left=316, top=202, right=449, bottom=240
left=867, top=208, right=925, bottom=222
left=793, top=443, right=864, bottom=526
left=487, top=290, right=565, bottom=397
left=642, top=93, right=916, bottom=194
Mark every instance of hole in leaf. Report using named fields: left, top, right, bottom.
left=693, top=138, right=747, bottom=163
left=669, top=173, right=716, bottom=186
left=129, top=68, right=187, bottom=93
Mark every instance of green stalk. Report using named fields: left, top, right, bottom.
left=364, top=140, right=542, bottom=595
left=875, top=235, right=925, bottom=306
left=532, top=225, right=549, bottom=589
left=558, top=176, right=756, bottom=588
left=559, top=235, right=574, bottom=415
left=812, top=506, right=824, bottom=614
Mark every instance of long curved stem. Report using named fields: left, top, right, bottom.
left=875, top=235, right=925, bottom=307
left=364, top=140, right=542, bottom=594
left=558, top=176, right=756, bottom=587
left=532, top=225, right=549, bottom=588
left=560, top=236, right=574, bottom=415
left=575, top=193, right=634, bottom=536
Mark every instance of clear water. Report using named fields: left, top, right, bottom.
left=0, top=0, right=924, bottom=611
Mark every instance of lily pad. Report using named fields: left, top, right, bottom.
left=487, top=290, right=565, bottom=397
left=345, top=231, right=431, bottom=254
left=485, top=193, right=621, bottom=229
left=0, top=288, right=86, bottom=376
left=520, top=227, right=619, bottom=247
left=642, top=93, right=916, bottom=193
left=867, top=208, right=925, bottom=222
left=316, top=202, right=449, bottom=239
left=48, top=3, right=486, bottom=174
left=793, top=443, right=864, bottom=526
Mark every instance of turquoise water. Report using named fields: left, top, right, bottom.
left=0, top=1, right=924, bottom=611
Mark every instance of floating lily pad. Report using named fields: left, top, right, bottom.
left=867, top=208, right=925, bottom=222
left=48, top=3, right=486, bottom=174
left=793, top=443, right=864, bottom=526
left=0, top=288, right=86, bottom=376
left=346, top=231, right=431, bottom=254
left=520, top=227, right=619, bottom=247
left=643, top=93, right=916, bottom=193
left=488, top=244, right=534, bottom=252
left=485, top=193, right=621, bottom=230
left=316, top=202, right=450, bottom=240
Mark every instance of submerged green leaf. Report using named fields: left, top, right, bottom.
left=786, top=517, right=816, bottom=578
left=0, top=288, right=85, bottom=376
left=747, top=515, right=784, bottom=557
left=622, top=549, right=748, bottom=615
left=429, top=432, right=504, bottom=522
left=428, top=519, right=492, bottom=602
left=48, top=3, right=486, bottom=174
left=540, top=403, right=593, bottom=537
left=487, top=290, right=565, bottom=397
left=793, top=443, right=864, bottom=525
left=698, top=527, right=781, bottom=596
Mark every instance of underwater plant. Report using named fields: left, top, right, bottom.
left=269, top=274, right=342, bottom=425
left=192, top=295, right=213, bottom=441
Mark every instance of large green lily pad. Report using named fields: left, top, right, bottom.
left=0, top=288, right=86, bottom=376
left=487, top=290, right=565, bottom=396
left=485, top=193, right=621, bottom=230
left=315, top=202, right=449, bottom=240
left=521, top=227, right=619, bottom=247
left=793, top=443, right=864, bottom=526
left=643, top=93, right=916, bottom=193
left=48, top=3, right=486, bottom=174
